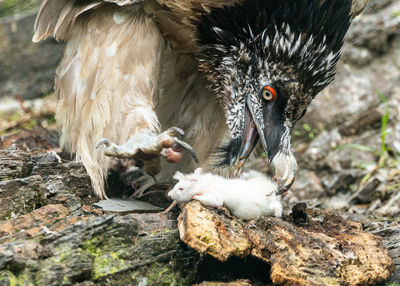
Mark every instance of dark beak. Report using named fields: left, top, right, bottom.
left=229, top=95, right=297, bottom=193
left=229, top=104, right=259, bottom=177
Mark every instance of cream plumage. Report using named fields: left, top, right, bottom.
left=33, top=0, right=368, bottom=199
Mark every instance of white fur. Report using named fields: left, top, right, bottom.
left=168, top=168, right=282, bottom=220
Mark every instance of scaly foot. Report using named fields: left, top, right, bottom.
left=96, top=127, right=198, bottom=176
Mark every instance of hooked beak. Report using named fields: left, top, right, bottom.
left=229, top=95, right=297, bottom=193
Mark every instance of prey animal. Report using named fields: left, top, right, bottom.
left=33, top=0, right=369, bottom=199
left=168, top=168, right=282, bottom=220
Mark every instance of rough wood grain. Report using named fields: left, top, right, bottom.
left=178, top=201, right=394, bottom=286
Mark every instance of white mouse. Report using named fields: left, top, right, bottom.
left=168, top=168, right=282, bottom=220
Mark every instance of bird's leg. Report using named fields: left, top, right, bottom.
left=96, top=127, right=198, bottom=170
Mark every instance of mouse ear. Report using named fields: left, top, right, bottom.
left=194, top=168, right=202, bottom=175
left=173, top=171, right=184, bottom=180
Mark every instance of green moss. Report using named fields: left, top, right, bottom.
left=82, top=236, right=101, bottom=257
left=302, top=123, right=311, bottom=132
left=0, top=270, right=35, bottom=286
left=82, top=236, right=130, bottom=280
left=145, top=262, right=191, bottom=286
left=92, top=251, right=129, bottom=280
left=17, top=270, right=35, bottom=286
left=46, top=114, right=56, bottom=125
left=0, top=271, right=18, bottom=286
left=293, top=130, right=301, bottom=136
left=23, top=119, right=37, bottom=130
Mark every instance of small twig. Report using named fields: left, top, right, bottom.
left=163, top=201, right=177, bottom=213
left=15, top=95, right=31, bottom=114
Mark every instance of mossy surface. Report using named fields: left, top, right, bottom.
left=144, top=262, right=191, bottom=286
left=0, top=270, right=36, bottom=286
left=0, top=0, right=40, bottom=18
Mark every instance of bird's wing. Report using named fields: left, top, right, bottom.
left=32, top=0, right=242, bottom=51
left=32, top=0, right=144, bottom=42
left=144, top=0, right=242, bottom=52
left=351, top=0, right=369, bottom=19
left=33, top=0, right=369, bottom=46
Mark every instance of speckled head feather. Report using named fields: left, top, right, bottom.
left=195, top=0, right=352, bottom=168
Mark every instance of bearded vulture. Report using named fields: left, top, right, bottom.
left=33, top=0, right=369, bottom=199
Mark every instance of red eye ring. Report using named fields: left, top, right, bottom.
left=262, top=85, right=277, bottom=103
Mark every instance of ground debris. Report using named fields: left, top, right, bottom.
left=178, top=201, right=394, bottom=286
left=94, top=198, right=162, bottom=214
left=194, top=280, right=252, bottom=286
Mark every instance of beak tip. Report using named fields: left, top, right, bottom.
left=276, top=176, right=295, bottom=195
left=272, top=151, right=297, bottom=194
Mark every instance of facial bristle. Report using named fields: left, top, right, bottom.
left=213, top=137, right=242, bottom=167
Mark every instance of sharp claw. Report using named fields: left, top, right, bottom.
left=229, top=156, right=245, bottom=178
left=151, top=175, right=159, bottom=184
left=165, top=127, right=185, bottom=137
left=173, top=138, right=199, bottom=163
left=96, top=138, right=112, bottom=148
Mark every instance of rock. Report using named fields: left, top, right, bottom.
left=0, top=123, right=59, bottom=151
left=341, top=45, right=373, bottom=67
left=94, top=198, right=162, bottom=214
left=178, top=201, right=251, bottom=262
left=320, top=170, right=362, bottom=196
left=370, top=224, right=400, bottom=283
left=178, top=201, right=394, bottom=286
left=338, top=105, right=384, bottom=137
left=350, top=178, right=381, bottom=204
left=300, top=129, right=342, bottom=170
left=375, top=191, right=400, bottom=216
left=0, top=204, right=69, bottom=240
left=0, top=149, right=31, bottom=181
left=0, top=148, right=95, bottom=220
left=346, top=2, right=400, bottom=55
left=0, top=11, right=64, bottom=99
left=297, top=0, right=400, bottom=133
left=194, top=281, right=252, bottom=286
left=285, top=170, right=325, bottom=203
left=0, top=212, right=201, bottom=285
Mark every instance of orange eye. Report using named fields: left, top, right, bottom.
left=262, top=85, right=277, bottom=102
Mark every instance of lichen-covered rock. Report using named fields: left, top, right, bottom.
left=0, top=212, right=201, bottom=286
left=194, top=281, right=252, bottom=286
left=0, top=147, right=205, bottom=285
left=0, top=149, right=96, bottom=220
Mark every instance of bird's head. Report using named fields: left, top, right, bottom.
left=196, top=0, right=351, bottom=191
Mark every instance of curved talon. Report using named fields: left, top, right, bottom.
left=173, top=138, right=199, bottom=163
left=96, top=138, right=112, bottom=148
left=165, top=127, right=185, bottom=137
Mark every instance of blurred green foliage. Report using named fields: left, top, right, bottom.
left=0, top=0, right=40, bottom=18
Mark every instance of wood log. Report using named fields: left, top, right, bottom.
left=178, top=201, right=394, bottom=286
